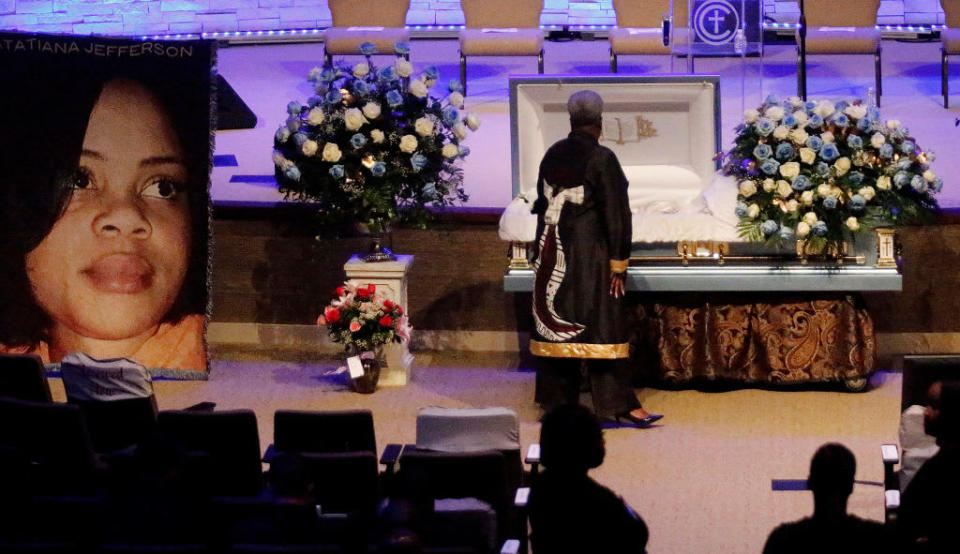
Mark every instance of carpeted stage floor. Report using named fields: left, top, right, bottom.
left=48, top=349, right=902, bottom=554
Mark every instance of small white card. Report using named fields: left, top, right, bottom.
left=481, top=28, right=518, bottom=33
left=347, top=355, right=365, bottom=379
left=821, top=26, right=856, bottom=32
left=347, top=26, right=385, bottom=31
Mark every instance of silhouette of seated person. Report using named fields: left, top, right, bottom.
left=763, top=442, right=889, bottom=554
left=528, top=404, right=648, bottom=553
left=899, top=381, right=960, bottom=553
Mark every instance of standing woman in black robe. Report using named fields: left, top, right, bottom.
left=530, top=90, right=662, bottom=427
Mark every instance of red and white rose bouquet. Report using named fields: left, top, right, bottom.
left=317, top=282, right=410, bottom=353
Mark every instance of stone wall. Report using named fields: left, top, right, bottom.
left=0, top=1, right=946, bottom=37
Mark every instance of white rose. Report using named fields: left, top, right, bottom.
left=762, top=178, right=776, bottom=192
left=814, top=100, right=836, bottom=118
left=414, top=116, right=435, bottom=137
left=307, top=107, right=325, bottom=126
left=276, top=126, right=291, bottom=143
left=790, top=128, right=809, bottom=145
left=788, top=96, right=804, bottom=108
left=821, top=131, right=835, bottom=143
left=844, top=105, right=867, bottom=120
left=744, top=108, right=760, bottom=123
left=765, top=105, right=785, bottom=121
left=830, top=186, right=844, bottom=197
left=301, top=139, right=318, bottom=156
left=796, top=221, right=811, bottom=237
left=747, top=204, right=760, bottom=219
left=776, top=180, right=793, bottom=198
left=399, top=134, right=418, bottom=153
left=321, top=142, right=342, bottom=162
left=924, top=170, right=936, bottom=183
left=409, top=79, right=429, bottom=98
left=799, top=147, right=816, bottom=165
left=876, top=175, right=892, bottom=190
left=395, top=59, right=413, bottom=78
left=352, top=62, right=369, bottom=78
left=465, top=113, right=481, bottom=131
left=886, top=119, right=901, bottom=130
left=803, top=211, right=818, bottom=226
left=773, top=125, right=790, bottom=140
left=786, top=199, right=799, bottom=212
left=739, top=180, right=757, bottom=198
left=846, top=216, right=860, bottom=231
left=343, top=107, right=368, bottom=131
left=448, top=91, right=465, bottom=107
left=870, top=133, right=886, bottom=149
left=817, top=184, right=832, bottom=198
left=362, top=101, right=381, bottom=120
left=858, top=186, right=876, bottom=201
left=779, top=161, right=800, bottom=179
left=453, top=122, right=468, bottom=140
left=792, top=110, right=809, bottom=126
left=370, top=129, right=385, bottom=143
left=801, top=190, right=814, bottom=205
left=834, top=157, right=851, bottom=176
left=441, top=143, right=460, bottom=158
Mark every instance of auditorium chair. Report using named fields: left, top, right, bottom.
left=0, top=352, right=52, bottom=403
left=796, top=0, right=882, bottom=105
left=323, top=0, right=411, bottom=67
left=459, top=0, right=545, bottom=96
left=942, top=0, right=960, bottom=107
left=608, top=0, right=672, bottom=73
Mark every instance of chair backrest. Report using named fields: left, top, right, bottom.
left=943, top=0, right=960, bottom=28
left=329, top=0, right=410, bottom=28
left=274, top=409, right=376, bottom=454
left=615, top=0, right=671, bottom=29
left=302, top=451, right=380, bottom=515
left=399, top=449, right=510, bottom=510
left=461, top=0, right=543, bottom=29
left=0, top=353, right=51, bottom=402
left=805, top=0, right=880, bottom=27
left=158, top=409, right=264, bottom=497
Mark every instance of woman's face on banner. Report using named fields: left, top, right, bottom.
left=25, top=79, right=192, bottom=346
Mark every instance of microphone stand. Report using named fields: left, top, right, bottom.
left=798, top=0, right=807, bottom=100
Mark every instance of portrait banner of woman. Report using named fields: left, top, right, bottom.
left=0, top=32, right=214, bottom=377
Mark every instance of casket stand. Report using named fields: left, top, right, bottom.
left=500, top=75, right=900, bottom=389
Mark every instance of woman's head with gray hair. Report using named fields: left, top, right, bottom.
left=567, top=90, right=603, bottom=128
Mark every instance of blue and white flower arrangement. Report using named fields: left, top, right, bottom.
left=273, top=42, right=477, bottom=232
left=723, top=95, right=941, bottom=251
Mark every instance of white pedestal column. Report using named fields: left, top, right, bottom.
left=343, top=254, right=414, bottom=386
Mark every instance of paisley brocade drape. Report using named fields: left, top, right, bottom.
left=632, top=294, right=876, bottom=385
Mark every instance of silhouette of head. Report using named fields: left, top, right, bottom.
left=938, top=381, right=960, bottom=445
left=567, top=90, right=604, bottom=129
left=539, top=404, right=605, bottom=473
left=808, top=443, right=856, bottom=499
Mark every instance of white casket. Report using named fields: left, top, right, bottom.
left=499, top=75, right=901, bottom=292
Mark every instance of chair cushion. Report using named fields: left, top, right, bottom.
left=798, top=27, right=880, bottom=54
left=416, top=406, right=519, bottom=453
left=609, top=28, right=670, bottom=56
left=459, top=28, right=544, bottom=56
left=943, top=29, right=960, bottom=56
left=323, top=27, right=411, bottom=56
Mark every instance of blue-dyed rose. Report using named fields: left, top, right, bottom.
left=753, top=144, right=773, bottom=160
left=458, top=145, right=471, bottom=158
left=320, top=68, right=338, bottom=83
left=823, top=195, right=838, bottom=210
left=350, top=133, right=367, bottom=149
left=847, top=135, right=863, bottom=149
left=358, top=42, right=377, bottom=56
left=834, top=100, right=850, bottom=112
left=325, top=89, right=342, bottom=105
left=761, top=220, right=779, bottom=236
left=850, top=194, right=867, bottom=210
left=386, top=89, right=404, bottom=107
left=901, top=140, right=916, bottom=155
left=868, top=106, right=881, bottom=120
left=394, top=41, right=410, bottom=55
left=410, top=153, right=428, bottom=171
left=293, top=132, right=307, bottom=146
left=421, top=182, right=437, bottom=199
left=820, top=142, right=840, bottom=161
left=779, top=226, right=795, bottom=240
left=286, top=117, right=300, bottom=132
left=812, top=220, right=828, bottom=236
left=893, top=171, right=911, bottom=188
left=735, top=201, right=748, bottom=217
left=371, top=161, right=386, bottom=177
left=442, top=106, right=459, bottom=126
left=274, top=127, right=289, bottom=143
left=284, top=165, right=301, bottom=181
left=806, top=114, right=824, bottom=129
left=848, top=172, right=864, bottom=185
left=378, top=66, right=398, bottom=82
left=307, top=95, right=324, bottom=108
left=329, top=164, right=345, bottom=179
left=897, top=158, right=913, bottom=170
left=449, top=79, right=465, bottom=93
left=792, top=175, right=812, bottom=191
left=879, top=143, right=894, bottom=158
left=755, top=118, right=776, bottom=136
left=831, top=114, right=849, bottom=128
left=760, top=158, right=780, bottom=175
left=911, top=175, right=927, bottom=193
left=783, top=114, right=797, bottom=127
left=856, top=118, right=871, bottom=131
left=352, top=79, right=370, bottom=95
left=815, top=162, right=830, bottom=177
left=765, top=94, right=780, bottom=105
left=775, top=143, right=795, bottom=161
left=422, top=65, right=439, bottom=80
left=932, top=177, right=944, bottom=193
left=806, top=135, right=823, bottom=151
left=287, top=101, right=302, bottom=115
